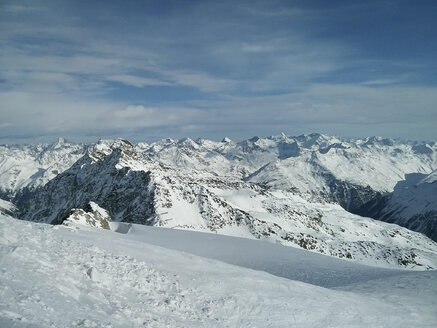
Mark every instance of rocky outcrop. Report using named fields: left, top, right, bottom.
left=64, top=202, right=112, bottom=230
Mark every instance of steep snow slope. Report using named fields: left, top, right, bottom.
left=1, top=214, right=436, bottom=327
left=356, top=170, right=437, bottom=241
left=0, top=138, right=86, bottom=199
left=19, top=141, right=437, bottom=269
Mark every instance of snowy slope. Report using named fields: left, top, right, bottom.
left=18, top=141, right=437, bottom=269
left=356, top=170, right=437, bottom=241
left=1, top=214, right=436, bottom=327
left=0, top=138, right=86, bottom=198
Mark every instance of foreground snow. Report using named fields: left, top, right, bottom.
left=1, top=215, right=436, bottom=327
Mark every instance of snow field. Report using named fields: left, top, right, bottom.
left=1, top=215, right=436, bottom=327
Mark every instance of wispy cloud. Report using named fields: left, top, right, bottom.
left=106, top=75, right=172, bottom=88
left=1, top=0, right=436, bottom=143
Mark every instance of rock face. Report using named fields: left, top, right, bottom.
left=355, top=170, right=437, bottom=241
left=15, top=138, right=437, bottom=269
left=20, top=140, right=156, bottom=225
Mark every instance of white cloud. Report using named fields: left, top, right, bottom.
left=107, top=75, right=172, bottom=88
left=104, top=105, right=206, bottom=129
left=1, top=80, right=437, bottom=143
left=113, top=105, right=156, bottom=119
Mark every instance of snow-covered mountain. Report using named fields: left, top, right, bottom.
left=0, top=137, right=86, bottom=199
left=2, top=133, right=435, bottom=208
left=356, top=170, right=437, bottom=241
left=140, top=134, right=436, bottom=211
left=2, top=134, right=437, bottom=267
left=138, top=134, right=437, bottom=239
left=16, top=138, right=437, bottom=269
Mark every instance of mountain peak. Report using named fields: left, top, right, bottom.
left=222, top=137, right=232, bottom=143
left=116, top=138, right=134, bottom=148
left=50, top=137, right=67, bottom=149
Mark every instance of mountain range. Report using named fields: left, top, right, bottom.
left=1, top=133, right=436, bottom=269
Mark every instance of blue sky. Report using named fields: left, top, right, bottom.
left=1, top=0, right=436, bottom=143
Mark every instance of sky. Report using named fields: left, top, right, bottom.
left=1, top=0, right=436, bottom=143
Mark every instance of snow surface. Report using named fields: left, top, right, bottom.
left=1, top=214, right=436, bottom=327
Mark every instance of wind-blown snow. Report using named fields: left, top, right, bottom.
left=1, top=214, right=436, bottom=327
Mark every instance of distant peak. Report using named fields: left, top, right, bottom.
left=178, top=137, right=199, bottom=150
left=50, top=137, right=68, bottom=149
left=273, top=132, right=291, bottom=142
left=117, top=138, right=134, bottom=148
left=222, top=137, right=232, bottom=143
left=308, top=133, right=323, bottom=139
left=178, top=137, right=194, bottom=144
